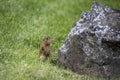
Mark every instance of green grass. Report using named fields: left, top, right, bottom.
left=0, top=0, right=120, bottom=80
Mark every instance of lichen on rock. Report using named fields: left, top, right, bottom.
left=58, top=2, right=120, bottom=78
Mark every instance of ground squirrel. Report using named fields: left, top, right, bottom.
left=39, top=37, right=53, bottom=61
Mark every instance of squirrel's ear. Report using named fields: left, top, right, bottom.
left=42, top=36, right=46, bottom=41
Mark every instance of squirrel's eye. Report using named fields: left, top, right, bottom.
left=46, top=38, right=49, bottom=40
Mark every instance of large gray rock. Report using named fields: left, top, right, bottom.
left=58, top=2, right=120, bottom=78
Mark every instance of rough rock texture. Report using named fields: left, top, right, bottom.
left=58, top=2, right=120, bottom=78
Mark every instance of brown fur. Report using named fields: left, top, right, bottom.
left=39, top=37, right=53, bottom=61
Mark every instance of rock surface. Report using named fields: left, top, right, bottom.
left=58, top=2, right=120, bottom=78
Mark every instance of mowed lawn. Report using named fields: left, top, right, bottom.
left=0, top=0, right=120, bottom=80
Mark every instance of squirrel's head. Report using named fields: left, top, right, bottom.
left=42, top=36, right=53, bottom=45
